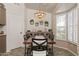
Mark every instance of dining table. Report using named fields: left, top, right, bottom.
left=23, top=34, right=56, bottom=56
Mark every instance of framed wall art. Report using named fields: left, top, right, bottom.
left=35, top=22, right=39, bottom=26
left=45, top=21, right=49, bottom=27
left=30, top=19, right=34, bottom=25
left=40, top=21, right=43, bottom=25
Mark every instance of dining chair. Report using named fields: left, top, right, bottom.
left=31, top=38, right=48, bottom=56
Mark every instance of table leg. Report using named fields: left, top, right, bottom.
left=52, top=43, right=54, bottom=56
left=24, top=44, right=27, bottom=56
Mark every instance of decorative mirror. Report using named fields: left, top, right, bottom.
left=30, top=19, right=34, bottom=25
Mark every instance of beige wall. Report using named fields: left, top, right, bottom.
left=51, top=7, right=58, bottom=39
left=4, top=3, right=25, bottom=52
left=51, top=13, right=56, bottom=35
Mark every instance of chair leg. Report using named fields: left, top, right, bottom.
left=31, top=50, right=33, bottom=56
left=46, top=45, right=48, bottom=56
left=52, top=44, right=54, bottom=56
left=30, top=46, right=33, bottom=56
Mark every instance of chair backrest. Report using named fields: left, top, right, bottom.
left=32, top=38, right=47, bottom=46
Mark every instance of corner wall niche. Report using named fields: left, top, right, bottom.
left=0, top=3, right=6, bottom=26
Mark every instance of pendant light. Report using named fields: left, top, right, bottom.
left=34, top=3, right=46, bottom=21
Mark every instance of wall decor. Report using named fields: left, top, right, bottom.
left=30, top=19, right=34, bottom=25
left=35, top=22, right=39, bottom=26
left=45, top=21, right=49, bottom=27
left=40, top=21, right=43, bottom=25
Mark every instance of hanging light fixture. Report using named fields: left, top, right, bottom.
left=34, top=4, right=46, bottom=20
left=35, top=11, right=45, bottom=19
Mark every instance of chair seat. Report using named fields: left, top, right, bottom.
left=33, top=50, right=46, bottom=56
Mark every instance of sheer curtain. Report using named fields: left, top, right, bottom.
left=56, top=6, right=78, bottom=43
left=56, top=14, right=66, bottom=40
left=67, top=7, right=78, bottom=43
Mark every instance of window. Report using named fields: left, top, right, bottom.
left=56, top=6, right=78, bottom=43
left=67, top=7, right=78, bottom=43
left=56, top=14, right=66, bottom=40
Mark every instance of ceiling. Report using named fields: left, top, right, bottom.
left=25, top=3, right=57, bottom=13
left=56, top=3, right=77, bottom=13
left=25, top=3, right=77, bottom=13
